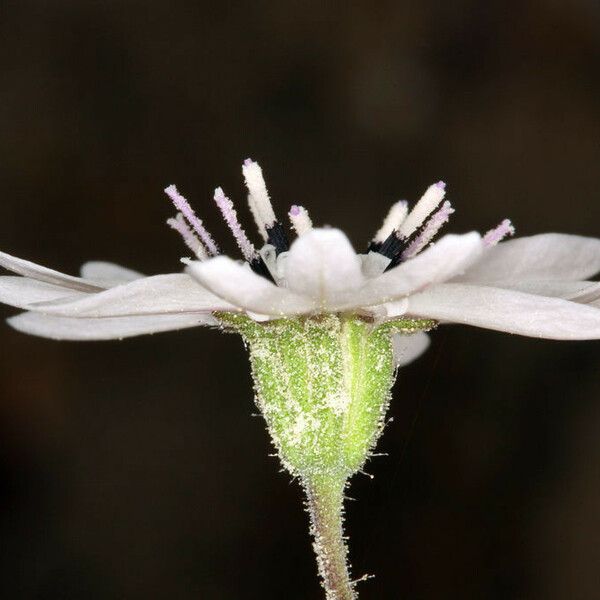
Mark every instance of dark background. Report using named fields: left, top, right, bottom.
left=1, top=2, right=599, bottom=598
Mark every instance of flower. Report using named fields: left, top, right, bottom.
left=2, top=160, right=600, bottom=600
left=1, top=159, right=600, bottom=358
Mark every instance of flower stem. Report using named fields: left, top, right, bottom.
left=304, top=474, right=357, bottom=600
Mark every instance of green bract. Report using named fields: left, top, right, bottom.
left=219, top=313, right=433, bottom=479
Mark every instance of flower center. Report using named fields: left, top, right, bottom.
left=164, top=161, right=515, bottom=286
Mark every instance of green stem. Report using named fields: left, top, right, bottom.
left=304, top=475, right=357, bottom=600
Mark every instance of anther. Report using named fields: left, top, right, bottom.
left=397, top=181, right=446, bottom=239
left=483, top=219, right=515, bottom=247
left=370, top=200, right=408, bottom=252
left=213, top=187, right=258, bottom=263
left=242, top=158, right=276, bottom=237
left=242, top=159, right=289, bottom=253
left=164, top=185, right=219, bottom=256
left=246, top=194, right=268, bottom=241
left=289, top=205, right=313, bottom=236
left=402, top=201, right=455, bottom=259
left=166, top=213, right=208, bottom=260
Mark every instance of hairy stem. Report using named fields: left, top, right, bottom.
left=304, top=475, right=356, bottom=600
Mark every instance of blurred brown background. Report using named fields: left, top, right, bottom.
left=0, top=1, right=599, bottom=598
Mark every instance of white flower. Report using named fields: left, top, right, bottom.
left=2, top=160, right=600, bottom=367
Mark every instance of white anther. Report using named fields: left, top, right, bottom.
left=373, top=200, right=408, bottom=243
left=247, top=195, right=268, bottom=241
left=288, top=205, right=313, bottom=236
left=397, top=182, right=446, bottom=239
left=243, top=159, right=276, bottom=238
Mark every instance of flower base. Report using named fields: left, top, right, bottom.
left=219, top=312, right=433, bottom=597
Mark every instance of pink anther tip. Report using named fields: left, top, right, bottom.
left=435, top=181, right=446, bottom=190
left=289, top=205, right=301, bottom=216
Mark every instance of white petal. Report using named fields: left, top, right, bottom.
left=80, top=261, right=145, bottom=287
left=406, top=283, right=600, bottom=340
left=188, top=257, right=316, bottom=316
left=571, top=282, right=600, bottom=304
left=23, top=273, right=234, bottom=317
left=456, top=234, right=600, bottom=284
left=499, top=280, right=600, bottom=303
left=381, top=298, right=409, bottom=318
left=349, top=233, right=483, bottom=309
left=0, top=250, right=104, bottom=292
left=245, top=310, right=273, bottom=322
left=392, top=332, right=430, bottom=367
left=284, top=228, right=365, bottom=308
left=7, top=311, right=215, bottom=340
left=0, top=276, right=87, bottom=309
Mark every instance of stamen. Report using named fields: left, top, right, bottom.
left=167, top=213, right=208, bottom=260
left=266, top=222, right=289, bottom=253
left=402, top=201, right=455, bottom=259
left=377, top=230, right=407, bottom=261
left=288, top=205, right=313, bottom=236
left=372, top=200, right=408, bottom=245
left=242, top=158, right=276, bottom=233
left=249, top=256, right=276, bottom=283
left=164, top=185, right=219, bottom=256
left=483, top=218, right=515, bottom=247
left=397, top=181, right=446, bottom=239
left=213, top=187, right=258, bottom=262
left=247, top=194, right=268, bottom=241
left=243, top=158, right=289, bottom=253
